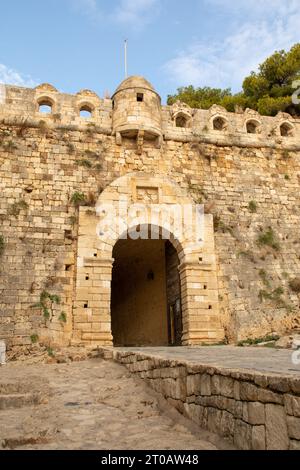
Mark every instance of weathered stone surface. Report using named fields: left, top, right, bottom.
left=284, top=395, right=300, bottom=418
left=240, top=382, right=282, bottom=404
left=265, top=404, right=289, bottom=450
left=207, top=407, right=223, bottom=434
left=252, top=426, right=266, bottom=451
left=211, top=375, right=234, bottom=398
left=220, top=410, right=235, bottom=438
left=287, top=416, right=300, bottom=440
left=247, top=402, right=265, bottom=425
left=113, top=349, right=300, bottom=450
left=2, top=76, right=300, bottom=350
left=234, top=419, right=252, bottom=451
left=200, top=374, right=211, bottom=397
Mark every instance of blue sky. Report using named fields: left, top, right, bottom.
left=0, top=0, right=299, bottom=102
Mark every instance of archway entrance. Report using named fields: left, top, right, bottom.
left=111, top=234, right=182, bottom=347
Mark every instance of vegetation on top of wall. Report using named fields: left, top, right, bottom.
left=257, top=228, right=280, bottom=251
left=7, top=200, right=29, bottom=218
left=0, top=235, right=5, bottom=256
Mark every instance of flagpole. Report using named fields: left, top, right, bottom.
left=124, top=39, right=128, bottom=78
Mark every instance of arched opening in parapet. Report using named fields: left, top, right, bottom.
left=213, top=116, right=227, bottom=131
left=280, top=122, right=294, bottom=137
left=38, top=98, right=53, bottom=114
left=111, top=226, right=183, bottom=347
left=246, top=119, right=260, bottom=134
left=175, top=114, right=189, bottom=128
left=80, top=104, right=93, bottom=119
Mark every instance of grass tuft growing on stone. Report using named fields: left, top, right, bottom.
left=257, top=228, right=280, bottom=251
left=30, top=334, right=39, bottom=344
left=238, top=334, right=280, bottom=347
left=70, top=192, right=86, bottom=207
left=248, top=201, right=257, bottom=213
left=7, top=200, right=29, bottom=218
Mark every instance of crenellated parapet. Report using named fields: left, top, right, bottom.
left=0, top=77, right=299, bottom=150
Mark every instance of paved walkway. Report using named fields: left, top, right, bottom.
left=0, top=359, right=232, bottom=450
left=114, top=346, right=300, bottom=377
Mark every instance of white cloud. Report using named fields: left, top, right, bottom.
left=163, top=3, right=300, bottom=91
left=71, top=0, right=159, bottom=29
left=0, top=64, right=37, bottom=88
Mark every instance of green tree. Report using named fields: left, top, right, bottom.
left=167, top=86, right=232, bottom=109
left=243, top=44, right=300, bottom=115
left=167, top=43, right=300, bottom=116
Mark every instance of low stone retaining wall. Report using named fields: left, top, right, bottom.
left=104, top=349, right=300, bottom=451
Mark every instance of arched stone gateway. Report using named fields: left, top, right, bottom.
left=73, top=173, right=224, bottom=347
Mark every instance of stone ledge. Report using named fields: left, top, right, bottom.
left=100, top=347, right=300, bottom=450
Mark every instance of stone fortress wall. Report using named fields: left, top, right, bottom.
left=0, top=77, right=300, bottom=349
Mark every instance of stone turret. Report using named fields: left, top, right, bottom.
left=112, top=76, right=162, bottom=150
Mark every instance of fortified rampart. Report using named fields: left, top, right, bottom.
left=0, top=77, right=300, bottom=350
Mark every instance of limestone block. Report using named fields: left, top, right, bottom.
left=265, top=404, right=289, bottom=450
left=284, top=394, right=300, bottom=418
left=252, top=426, right=266, bottom=451
left=234, top=419, right=252, bottom=450
left=287, top=416, right=300, bottom=440
left=246, top=402, right=265, bottom=425
left=200, top=374, right=211, bottom=396
left=220, top=410, right=234, bottom=438
left=240, top=382, right=282, bottom=404
left=207, top=407, right=222, bottom=434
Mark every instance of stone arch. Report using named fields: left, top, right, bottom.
left=245, top=118, right=261, bottom=134
left=111, top=223, right=184, bottom=347
left=211, top=115, right=228, bottom=131
left=73, top=172, right=224, bottom=347
left=36, top=95, right=56, bottom=114
left=78, top=101, right=95, bottom=118
left=279, top=121, right=294, bottom=137
left=174, top=111, right=192, bottom=128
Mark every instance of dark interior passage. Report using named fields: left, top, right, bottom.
left=111, top=236, right=182, bottom=347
